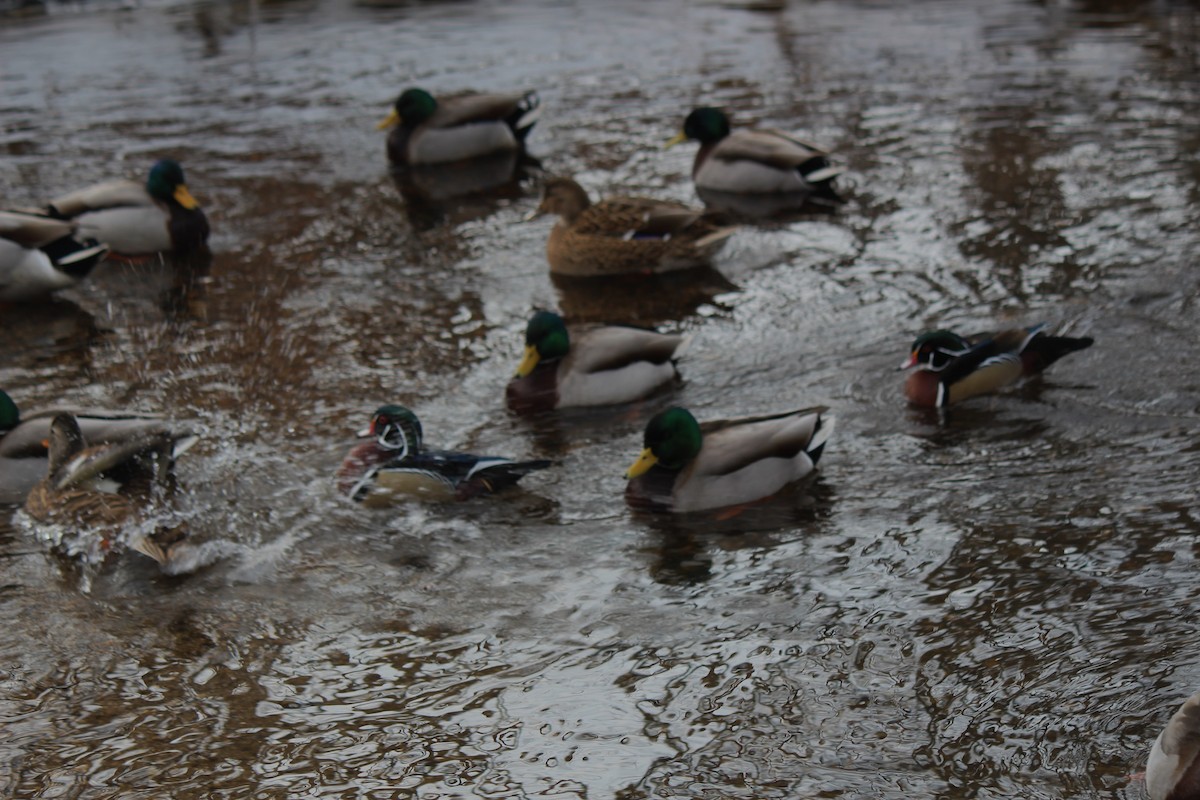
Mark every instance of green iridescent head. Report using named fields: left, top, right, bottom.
left=626, top=407, right=702, bottom=478
left=146, top=159, right=199, bottom=209
left=0, top=390, right=19, bottom=433
left=514, top=311, right=570, bottom=377
left=365, top=404, right=424, bottom=455
left=681, top=107, right=732, bottom=144
left=906, top=330, right=972, bottom=370
left=394, top=88, right=439, bottom=126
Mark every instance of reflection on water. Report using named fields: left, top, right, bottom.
left=1, top=0, right=1199, bottom=797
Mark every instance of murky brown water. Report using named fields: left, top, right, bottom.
left=2, top=0, right=1199, bottom=797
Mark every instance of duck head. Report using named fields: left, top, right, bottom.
left=626, top=407, right=702, bottom=478
left=0, top=390, right=18, bottom=435
left=528, top=178, right=592, bottom=224
left=377, top=88, right=438, bottom=131
left=46, top=413, right=86, bottom=472
left=147, top=159, right=200, bottom=210
left=666, top=107, right=732, bottom=148
left=901, top=330, right=972, bottom=371
left=515, top=311, right=570, bottom=377
left=359, top=405, right=424, bottom=457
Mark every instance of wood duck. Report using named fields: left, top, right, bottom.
left=625, top=406, right=833, bottom=513
left=378, top=87, right=540, bottom=166
left=901, top=325, right=1094, bottom=408
left=529, top=177, right=736, bottom=277
left=506, top=311, right=688, bottom=413
left=337, top=405, right=552, bottom=507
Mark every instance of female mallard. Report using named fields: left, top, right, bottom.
left=0, top=211, right=109, bottom=301
left=506, top=310, right=688, bottom=414
left=23, top=413, right=191, bottom=566
left=625, top=406, right=833, bottom=513
left=378, top=87, right=540, bottom=166
left=42, top=159, right=210, bottom=256
left=0, top=389, right=197, bottom=505
left=337, top=404, right=552, bottom=507
left=901, top=325, right=1094, bottom=408
left=667, top=107, right=842, bottom=198
left=530, top=177, right=737, bottom=277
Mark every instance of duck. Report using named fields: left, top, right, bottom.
left=0, top=211, right=109, bottom=301
left=529, top=177, right=737, bottom=277
left=378, top=87, right=540, bottom=166
left=1146, top=692, right=1200, bottom=800
left=337, top=404, right=552, bottom=507
left=666, top=107, right=842, bottom=199
left=624, top=405, right=833, bottom=513
left=506, top=311, right=689, bottom=414
left=23, top=413, right=191, bottom=566
left=900, top=324, right=1094, bottom=408
left=0, top=389, right=197, bottom=505
left=41, top=159, right=210, bottom=257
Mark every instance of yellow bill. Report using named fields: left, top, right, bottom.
left=664, top=131, right=687, bottom=149
left=376, top=109, right=401, bottom=130
left=625, top=448, right=659, bottom=479
left=515, top=345, right=541, bottom=378
left=173, top=184, right=199, bottom=210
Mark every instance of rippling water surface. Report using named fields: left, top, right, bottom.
left=1, top=0, right=1198, bottom=797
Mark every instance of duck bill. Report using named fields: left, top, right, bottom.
left=664, top=131, right=687, bottom=150
left=376, top=109, right=401, bottom=131
left=899, top=351, right=919, bottom=370
left=624, top=448, right=659, bottom=479
left=521, top=205, right=547, bottom=223
left=356, top=425, right=372, bottom=438
left=514, top=345, right=541, bottom=378
left=173, top=184, right=200, bottom=210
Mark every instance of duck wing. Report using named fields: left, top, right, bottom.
left=432, top=92, right=536, bottom=128
left=0, top=211, right=77, bottom=248
left=1147, top=693, right=1200, bottom=800
left=46, top=180, right=151, bottom=218
left=695, top=407, right=830, bottom=477
left=715, top=129, right=832, bottom=170
left=568, top=326, right=686, bottom=374
left=52, top=431, right=180, bottom=492
left=573, top=197, right=705, bottom=238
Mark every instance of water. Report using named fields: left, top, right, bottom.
left=1, top=0, right=1198, bottom=797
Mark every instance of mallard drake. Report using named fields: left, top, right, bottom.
left=0, top=389, right=197, bottom=505
left=42, top=159, right=210, bottom=256
left=666, top=107, right=842, bottom=198
left=1146, top=692, right=1200, bottom=800
left=901, top=325, right=1094, bottom=408
left=337, top=404, right=552, bottom=507
left=529, top=177, right=737, bottom=277
left=378, top=87, right=540, bottom=166
left=506, top=311, right=688, bottom=413
left=23, top=413, right=191, bottom=566
left=624, top=406, right=833, bottom=513
left=0, top=211, right=109, bottom=301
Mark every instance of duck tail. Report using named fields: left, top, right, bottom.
left=1022, top=333, right=1094, bottom=374
left=691, top=225, right=738, bottom=254
left=459, top=457, right=553, bottom=499
left=511, top=91, right=541, bottom=140
left=39, top=235, right=110, bottom=279
left=804, top=414, right=835, bottom=466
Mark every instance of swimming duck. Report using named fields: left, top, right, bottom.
left=337, top=404, right=552, bottom=507
left=1146, top=692, right=1200, bottom=800
left=901, top=324, right=1094, bottom=408
left=378, top=87, right=540, bottom=166
left=0, top=211, right=109, bottom=301
left=624, top=406, right=833, bottom=513
left=666, top=107, right=842, bottom=198
left=0, top=389, right=197, bottom=505
left=506, top=311, right=689, bottom=414
left=529, top=177, right=737, bottom=277
left=23, top=413, right=191, bottom=566
left=42, top=159, right=210, bottom=256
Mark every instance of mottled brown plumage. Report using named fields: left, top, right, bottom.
left=531, top=178, right=737, bottom=277
left=23, top=413, right=189, bottom=566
